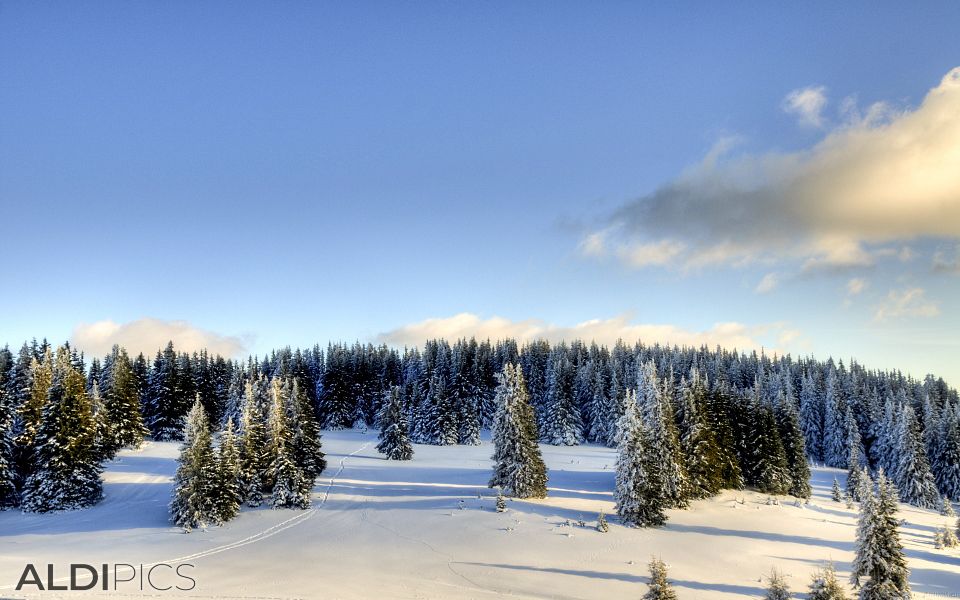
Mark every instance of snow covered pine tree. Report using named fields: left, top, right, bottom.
left=377, top=385, right=414, bottom=460
left=489, top=363, right=547, bottom=499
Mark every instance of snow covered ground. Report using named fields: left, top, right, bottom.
left=1, top=429, right=958, bottom=599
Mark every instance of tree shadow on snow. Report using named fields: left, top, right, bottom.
left=454, top=562, right=766, bottom=595
left=665, top=523, right=853, bottom=552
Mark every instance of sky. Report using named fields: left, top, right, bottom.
left=1, top=2, right=958, bottom=386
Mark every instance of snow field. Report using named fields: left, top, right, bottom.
left=1, top=429, right=958, bottom=599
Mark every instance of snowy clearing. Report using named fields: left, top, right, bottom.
left=1, top=429, right=958, bottom=599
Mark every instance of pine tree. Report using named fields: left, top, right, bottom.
left=101, top=348, right=149, bottom=452
left=268, top=379, right=311, bottom=509
left=748, top=391, right=792, bottom=496
left=935, top=523, right=958, bottom=549
left=894, top=405, right=939, bottom=508
left=541, top=352, right=582, bottom=446
left=170, top=398, right=217, bottom=530
left=489, top=363, right=548, bottom=499
left=212, top=418, right=242, bottom=524
left=15, top=350, right=52, bottom=482
left=799, top=372, right=824, bottom=463
left=614, top=390, right=667, bottom=527
left=290, top=379, right=326, bottom=480
left=832, top=478, right=843, bottom=502
left=145, top=343, right=187, bottom=441
left=642, top=557, right=678, bottom=600
left=638, top=362, right=689, bottom=508
left=89, top=381, right=113, bottom=462
left=678, top=371, right=723, bottom=498
left=764, top=568, right=792, bottom=600
left=596, top=510, right=608, bottom=533
left=22, top=349, right=103, bottom=512
left=851, top=469, right=910, bottom=599
left=0, top=368, right=19, bottom=508
left=847, top=421, right=866, bottom=501
left=823, top=369, right=848, bottom=468
left=706, top=383, right=744, bottom=490
left=377, top=386, right=413, bottom=460
left=932, top=407, right=960, bottom=501
left=940, top=495, right=955, bottom=517
left=776, top=390, right=811, bottom=498
left=239, top=379, right=269, bottom=507
left=495, top=489, right=506, bottom=512
left=808, top=562, right=849, bottom=600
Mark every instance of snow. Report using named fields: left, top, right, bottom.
left=1, top=430, right=959, bottom=599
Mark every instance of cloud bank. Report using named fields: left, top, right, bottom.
left=72, top=318, right=249, bottom=359
left=376, top=312, right=800, bottom=354
left=583, top=68, right=960, bottom=272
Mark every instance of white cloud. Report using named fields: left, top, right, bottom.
left=873, top=288, right=941, bottom=322
left=376, top=312, right=799, bottom=354
left=846, top=278, right=868, bottom=296
left=72, top=318, right=250, bottom=359
left=755, top=272, right=780, bottom=294
left=783, top=85, right=828, bottom=127
left=588, top=68, right=960, bottom=272
left=616, top=240, right=686, bottom=268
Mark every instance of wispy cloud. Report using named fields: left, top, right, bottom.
left=376, top=312, right=800, bottom=354
left=581, top=68, right=960, bottom=273
left=873, top=288, right=941, bottom=322
left=755, top=272, right=780, bottom=294
left=783, top=85, right=828, bottom=127
left=846, top=277, right=868, bottom=296
left=72, top=318, right=250, bottom=359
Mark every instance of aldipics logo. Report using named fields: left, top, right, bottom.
left=15, top=563, right=196, bottom=592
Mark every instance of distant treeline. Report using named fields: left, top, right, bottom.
left=0, top=337, right=958, bottom=512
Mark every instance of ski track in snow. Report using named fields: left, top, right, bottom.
left=0, top=441, right=372, bottom=593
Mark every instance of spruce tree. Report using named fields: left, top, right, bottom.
left=541, top=352, right=582, bottom=446
left=614, top=390, right=666, bottom=527
left=799, top=372, right=824, bottom=463
left=894, top=405, right=939, bottom=508
left=102, top=348, right=149, bottom=452
left=823, top=369, right=849, bottom=469
left=808, top=563, right=849, bottom=600
left=851, top=469, right=910, bottom=599
left=15, top=351, right=52, bottom=482
left=832, top=478, right=843, bottom=502
left=932, top=407, right=960, bottom=500
left=642, top=556, right=678, bottom=600
left=268, top=379, right=311, bottom=509
left=748, top=392, right=792, bottom=496
left=764, top=568, right=792, bottom=600
left=847, top=422, right=866, bottom=501
left=638, top=362, right=689, bottom=508
left=89, top=381, right=113, bottom=462
left=212, top=418, right=242, bottom=524
left=0, top=374, right=19, bottom=508
left=377, top=386, right=413, bottom=460
left=596, top=510, right=609, bottom=533
left=940, top=495, right=955, bottom=517
left=239, top=380, right=269, bottom=506
left=489, top=363, right=548, bottom=499
left=170, top=398, right=217, bottom=530
left=776, top=390, right=811, bottom=498
left=678, top=372, right=723, bottom=498
left=290, top=379, right=326, bottom=480
left=22, top=348, right=103, bottom=512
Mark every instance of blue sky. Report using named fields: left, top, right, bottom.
left=1, top=2, right=958, bottom=385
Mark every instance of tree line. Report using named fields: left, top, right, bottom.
left=0, top=336, right=957, bottom=516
